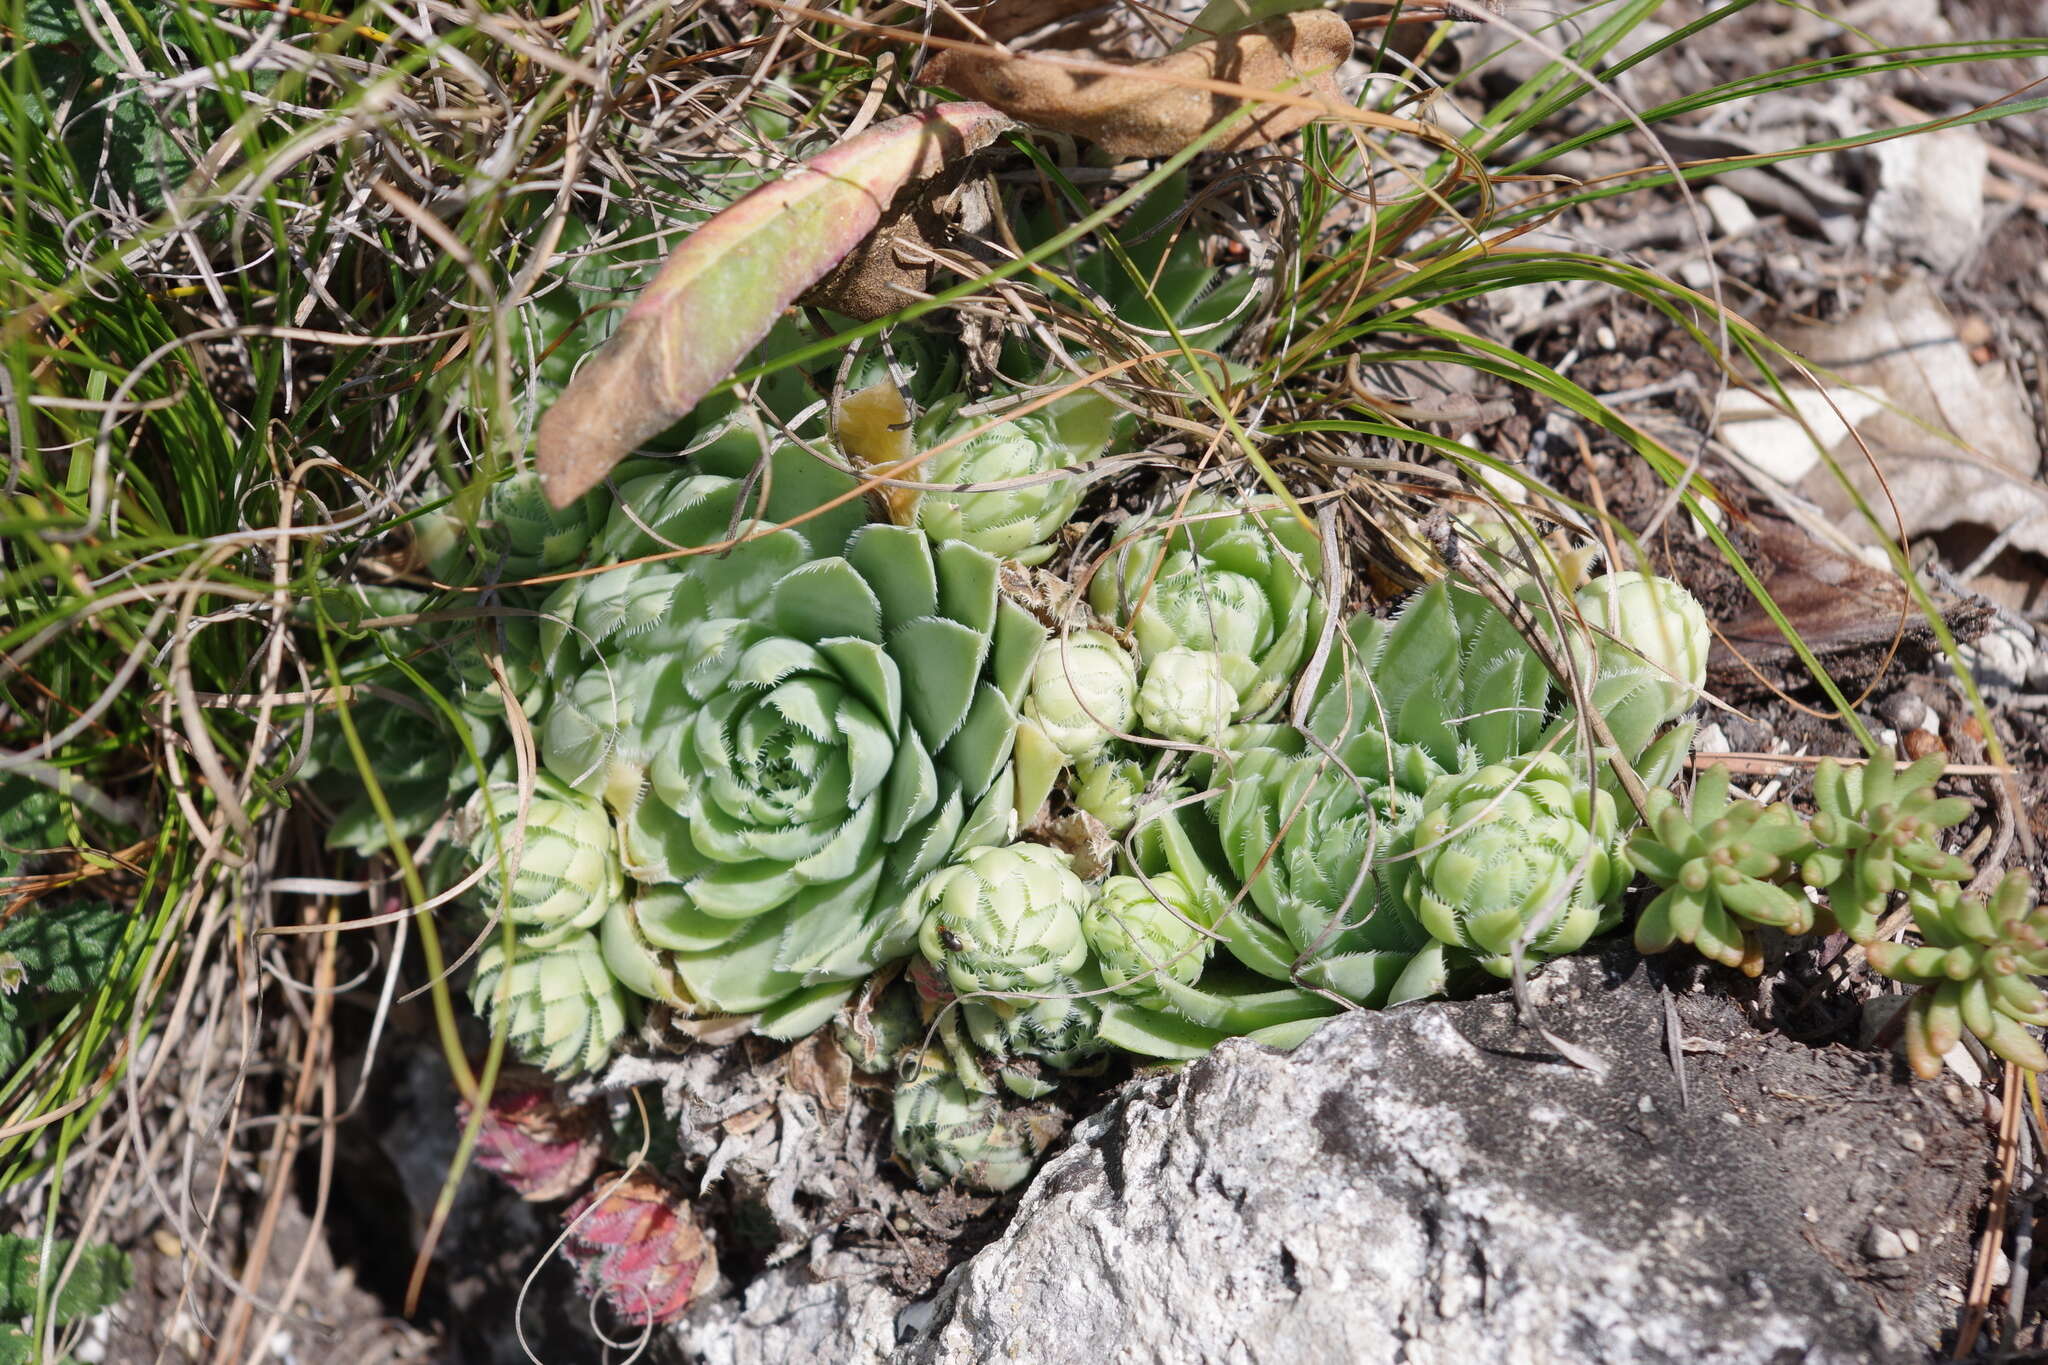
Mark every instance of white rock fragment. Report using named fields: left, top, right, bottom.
left=1863, top=127, right=1988, bottom=273
left=1714, top=385, right=1889, bottom=485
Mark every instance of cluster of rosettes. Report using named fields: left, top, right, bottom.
left=345, top=409, right=1751, bottom=1198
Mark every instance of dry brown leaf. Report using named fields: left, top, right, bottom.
left=918, top=10, right=1354, bottom=158
left=784, top=1031, right=854, bottom=1111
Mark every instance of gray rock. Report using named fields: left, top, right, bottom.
left=895, top=951, right=1987, bottom=1365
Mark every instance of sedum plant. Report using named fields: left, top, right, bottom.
left=1407, top=752, right=1628, bottom=975
left=1626, top=763, right=1817, bottom=975
left=470, top=932, right=629, bottom=1077
left=1089, top=492, right=1324, bottom=726
left=1800, top=750, right=1973, bottom=943
left=1869, top=871, right=2048, bottom=1078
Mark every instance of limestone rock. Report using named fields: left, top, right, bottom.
left=895, top=950, right=1987, bottom=1365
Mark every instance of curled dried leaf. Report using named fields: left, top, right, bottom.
left=917, top=11, right=1353, bottom=158
left=534, top=103, right=1015, bottom=507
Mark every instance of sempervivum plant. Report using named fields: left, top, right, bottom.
left=1870, top=871, right=2048, bottom=1077
left=1544, top=570, right=1710, bottom=811
left=915, top=842, right=1105, bottom=1090
left=891, top=1045, right=1066, bottom=1192
left=1019, top=628, right=1138, bottom=763
left=533, top=466, right=814, bottom=810
left=1084, top=872, right=1211, bottom=1009
left=562, top=1169, right=719, bottom=1326
left=906, top=390, right=1115, bottom=566
left=1408, top=752, right=1628, bottom=975
left=1116, top=573, right=1559, bottom=1050
left=417, top=469, right=605, bottom=586
left=1801, top=750, right=1973, bottom=943
left=464, top=774, right=623, bottom=947
left=1627, top=763, right=1818, bottom=975
left=591, top=504, right=1047, bottom=1037
left=469, top=932, right=628, bottom=1077
left=1089, top=491, right=1323, bottom=727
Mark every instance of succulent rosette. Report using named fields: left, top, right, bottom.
left=1083, top=873, right=1212, bottom=1009
left=911, top=391, right=1113, bottom=566
left=1407, top=752, right=1628, bottom=974
left=1542, top=569, right=1711, bottom=808
left=1135, top=645, right=1238, bottom=744
left=1021, top=628, right=1138, bottom=762
left=891, top=1047, right=1064, bottom=1192
left=417, top=469, right=606, bottom=587
left=587, top=509, right=1048, bottom=1037
left=465, top=773, right=625, bottom=947
left=534, top=468, right=816, bottom=810
left=469, top=931, right=628, bottom=1077
left=915, top=842, right=1104, bottom=1084
left=1089, top=492, right=1324, bottom=726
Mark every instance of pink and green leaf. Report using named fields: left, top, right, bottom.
left=535, top=103, right=1014, bottom=507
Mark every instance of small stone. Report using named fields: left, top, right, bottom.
left=1899, top=1228, right=1921, bottom=1254
left=1637, top=1095, right=1656, bottom=1114
left=1701, top=185, right=1758, bottom=238
left=1864, top=1225, right=1909, bottom=1261
left=1718, top=1112, right=1742, bottom=1126
left=1596, top=325, right=1618, bottom=351
left=1899, top=1130, right=1926, bottom=1153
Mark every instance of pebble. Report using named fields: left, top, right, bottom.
left=1898, top=1129, right=1926, bottom=1153
left=1864, top=1225, right=1910, bottom=1260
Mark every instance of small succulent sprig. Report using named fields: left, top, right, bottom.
left=1869, top=872, right=2048, bottom=1078
left=1627, top=763, right=1817, bottom=976
left=1801, top=750, right=1972, bottom=943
